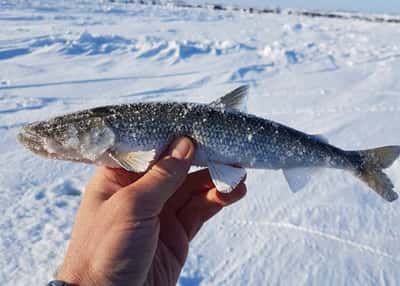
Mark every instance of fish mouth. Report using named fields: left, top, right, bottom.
left=18, top=126, right=42, bottom=145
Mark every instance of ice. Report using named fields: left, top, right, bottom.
left=1, top=0, right=400, bottom=285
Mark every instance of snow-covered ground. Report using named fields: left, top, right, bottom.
left=1, top=1, right=400, bottom=285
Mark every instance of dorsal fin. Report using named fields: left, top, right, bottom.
left=311, top=133, right=329, bottom=144
left=209, top=85, right=249, bottom=112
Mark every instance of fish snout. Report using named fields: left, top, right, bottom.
left=18, top=125, right=41, bottom=144
left=17, top=124, right=49, bottom=156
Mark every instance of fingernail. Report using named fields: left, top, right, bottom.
left=170, top=137, right=192, bottom=159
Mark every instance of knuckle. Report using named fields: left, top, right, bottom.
left=151, top=164, right=176, bottom=180
left=148, top=160, right=184, bottom=186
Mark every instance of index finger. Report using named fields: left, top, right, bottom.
left=83, top=166, right=142, bottom=207
left=177, top=181, right=247, bottom=241
left=165, top=168, right=214, bottom=212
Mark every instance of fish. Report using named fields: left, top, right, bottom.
left=17, top=85, right=400, bottom=202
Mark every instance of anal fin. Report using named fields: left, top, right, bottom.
left=282, top=167, right=318, bottom=193
left=208, top=162, right=246, bottom=193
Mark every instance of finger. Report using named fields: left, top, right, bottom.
left=165, top=168, right=214, bottom=212
left=112, top=137, right=195, bottom=216
left=83, top=166, right=141, bottom=205
left=130, top=137, right=194, bottom=198
left=166, top=170, right=246, bottom=212
left=99, top=167, right=142, bottom=188
left=159, top=207, right=189, bottom=265
left=177, top=182, right=246, bottom=241
left=205, top=182, right=247, bottom=209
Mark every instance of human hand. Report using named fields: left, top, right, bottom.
left=57, top=137, right=246, bottom=286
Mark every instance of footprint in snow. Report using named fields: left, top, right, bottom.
left=0, top=94, right=58, bottom=114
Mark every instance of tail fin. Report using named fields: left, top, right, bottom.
left=355, top=146, right=400, bottom=202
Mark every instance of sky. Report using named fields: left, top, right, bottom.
left=186, top=0, right=400, bottom=15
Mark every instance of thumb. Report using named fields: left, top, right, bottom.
left=124, top=137, right=195, bottom=205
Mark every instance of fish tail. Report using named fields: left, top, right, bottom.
left=352, top=146, right=400, bottom=202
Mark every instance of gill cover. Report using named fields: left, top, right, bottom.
left=77, top=117, right=116, bottom=162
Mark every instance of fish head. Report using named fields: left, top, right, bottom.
left=17, top=111, right=116, bottom=163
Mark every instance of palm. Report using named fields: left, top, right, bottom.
left=101, top=167, right=245, bottom=285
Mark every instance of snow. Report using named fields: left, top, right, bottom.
left=1, top=0, right=400, bottom=285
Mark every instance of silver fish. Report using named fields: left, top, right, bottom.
left=18, top=86, right=400, bottom=202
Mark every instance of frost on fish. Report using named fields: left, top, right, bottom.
left=43, top=138, right=65, bottom=155
left=63, top=126, right=80, bottom=149
left=80, top=126, right=115, bottom=161
left=17, top=85, right=400, bottom=201
left=44, top=126, right=81, bottom=155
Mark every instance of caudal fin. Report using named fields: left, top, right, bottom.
left=355, top=146, right=400, bottom=202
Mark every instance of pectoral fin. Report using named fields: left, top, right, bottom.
left=108, top=149, right=157, bottom=172
left=282, top=167, right=318, bottom=193
left=208, top=162, right=246, bottom=193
